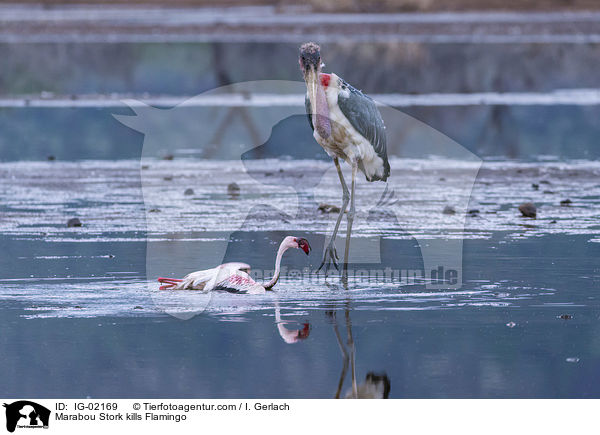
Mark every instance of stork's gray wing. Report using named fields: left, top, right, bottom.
left=337, top=80, right=390, bottom=181
left=305, top=95, right=314, bottom=132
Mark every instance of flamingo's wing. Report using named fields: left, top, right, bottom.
left=179, top=267, right=220, bottom=290
left=213, top=270, right=264, bottom=294
left=220, top=262, right=252, bottom=274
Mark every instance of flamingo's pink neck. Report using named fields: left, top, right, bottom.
left=264, top=239, right=293, bottom=290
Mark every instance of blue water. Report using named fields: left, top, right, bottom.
left=1, top=34, right=600, bottom=398
left=1, top=158, right=599, bottom=398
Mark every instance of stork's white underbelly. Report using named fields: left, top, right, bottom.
left=311, top=80, right=385, bottom=181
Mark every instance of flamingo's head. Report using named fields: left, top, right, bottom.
left=281, top=236, right=311, bottom=255
left=295, top=237, right=311, bottom=255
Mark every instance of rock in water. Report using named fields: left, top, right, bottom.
left=518, top=202, right=536, bottom=218
left=67, top=217, right=82, bottom=227
left=560, top=199, right=572, bottom=206
left=318, top=203, right=341, bottom=213
left=227, top=182, right=240, bottom=198
left=184, top=188, right=194, bottom=196
left=443, top=205, right=456, bottom=215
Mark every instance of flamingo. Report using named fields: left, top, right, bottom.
left=299, top=42, right=390, bottom=279
left=157, top=236, right=311, bottom=294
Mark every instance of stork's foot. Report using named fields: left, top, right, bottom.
left=316, top=241, right=339, bottom=276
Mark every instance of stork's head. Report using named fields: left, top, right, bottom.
left=299, top=42, right=322, bottom=78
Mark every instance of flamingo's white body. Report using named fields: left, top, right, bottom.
left=158, top=236, right=310, bottom=294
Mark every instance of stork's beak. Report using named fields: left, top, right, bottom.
left=305, top=66, right=319, bottom=123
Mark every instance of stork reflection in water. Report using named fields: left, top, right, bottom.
left=328, top=309, right=390, bottom=399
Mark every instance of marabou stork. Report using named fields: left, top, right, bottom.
left=157, top=236, right=311, bottom=293
left=299, top=42, right=390, bottom=278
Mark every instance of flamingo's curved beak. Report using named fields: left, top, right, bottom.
left=298, top=238, right=311, bottom=255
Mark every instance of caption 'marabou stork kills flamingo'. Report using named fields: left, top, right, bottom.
left=299, top=42, right=390, bottom=279
left=158, top=236, right=310, bottom=294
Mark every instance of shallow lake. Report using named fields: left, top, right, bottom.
left=1, top=158, right=599, bottom=398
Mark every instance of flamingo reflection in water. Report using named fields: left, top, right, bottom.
left=275, top=303, right=310, bottom=344
left=328, top=309, right=390, bottom=399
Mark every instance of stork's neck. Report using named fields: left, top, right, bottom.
left=306, top=70, right=331, bottom=139
left=263, top=240, right=290, bottom=290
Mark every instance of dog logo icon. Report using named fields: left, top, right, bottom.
left=3, top=401, right=50, bottom=433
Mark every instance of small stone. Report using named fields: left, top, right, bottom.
left=543, top=190, right=555, bottom=194
left=141, top=165, right=149, bottom=170
left=74, top=305, right=82, bottom=309
left=227, top=182, right=241, bottom=197
left=265, top=172, right=274, bottom=177
left=47, top=155, right=56, bottom=161
left=550, top=220, right=557, bottom=224
left=133, top=306, right=143, bottom=310
left=468, top=209, right=480, bottom=216
left=279, top=168, right=284, bottom=173
left=539, top=180, right=550, bottom=185
left=443, top=205, right=456, bottom=215
left=560, top=199, right=572, bottom=206
left=506, top=321, right=516, bottom=328
left=184, top=188, right=194, bottom=196
left=518, top=202, right=536, bottom=218
left=148, top=208, right=160, bottom=213
left=163, top=176, right=173, bottom=181
left=532, top=183, right=539, bottom=190
left=162, top=154, right=174, bottom=160
left=558, top=314, right=573, bottom=320
left=67, top=217, right=82, bottom=227
left=318, top=203, right=341, bottom=213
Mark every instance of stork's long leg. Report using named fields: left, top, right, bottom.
left=317, top=158, right=349, bottom=275
left=342, top=162, right=357, bottom=281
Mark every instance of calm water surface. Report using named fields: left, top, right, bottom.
left=1, top=159, right=599, bottom=398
